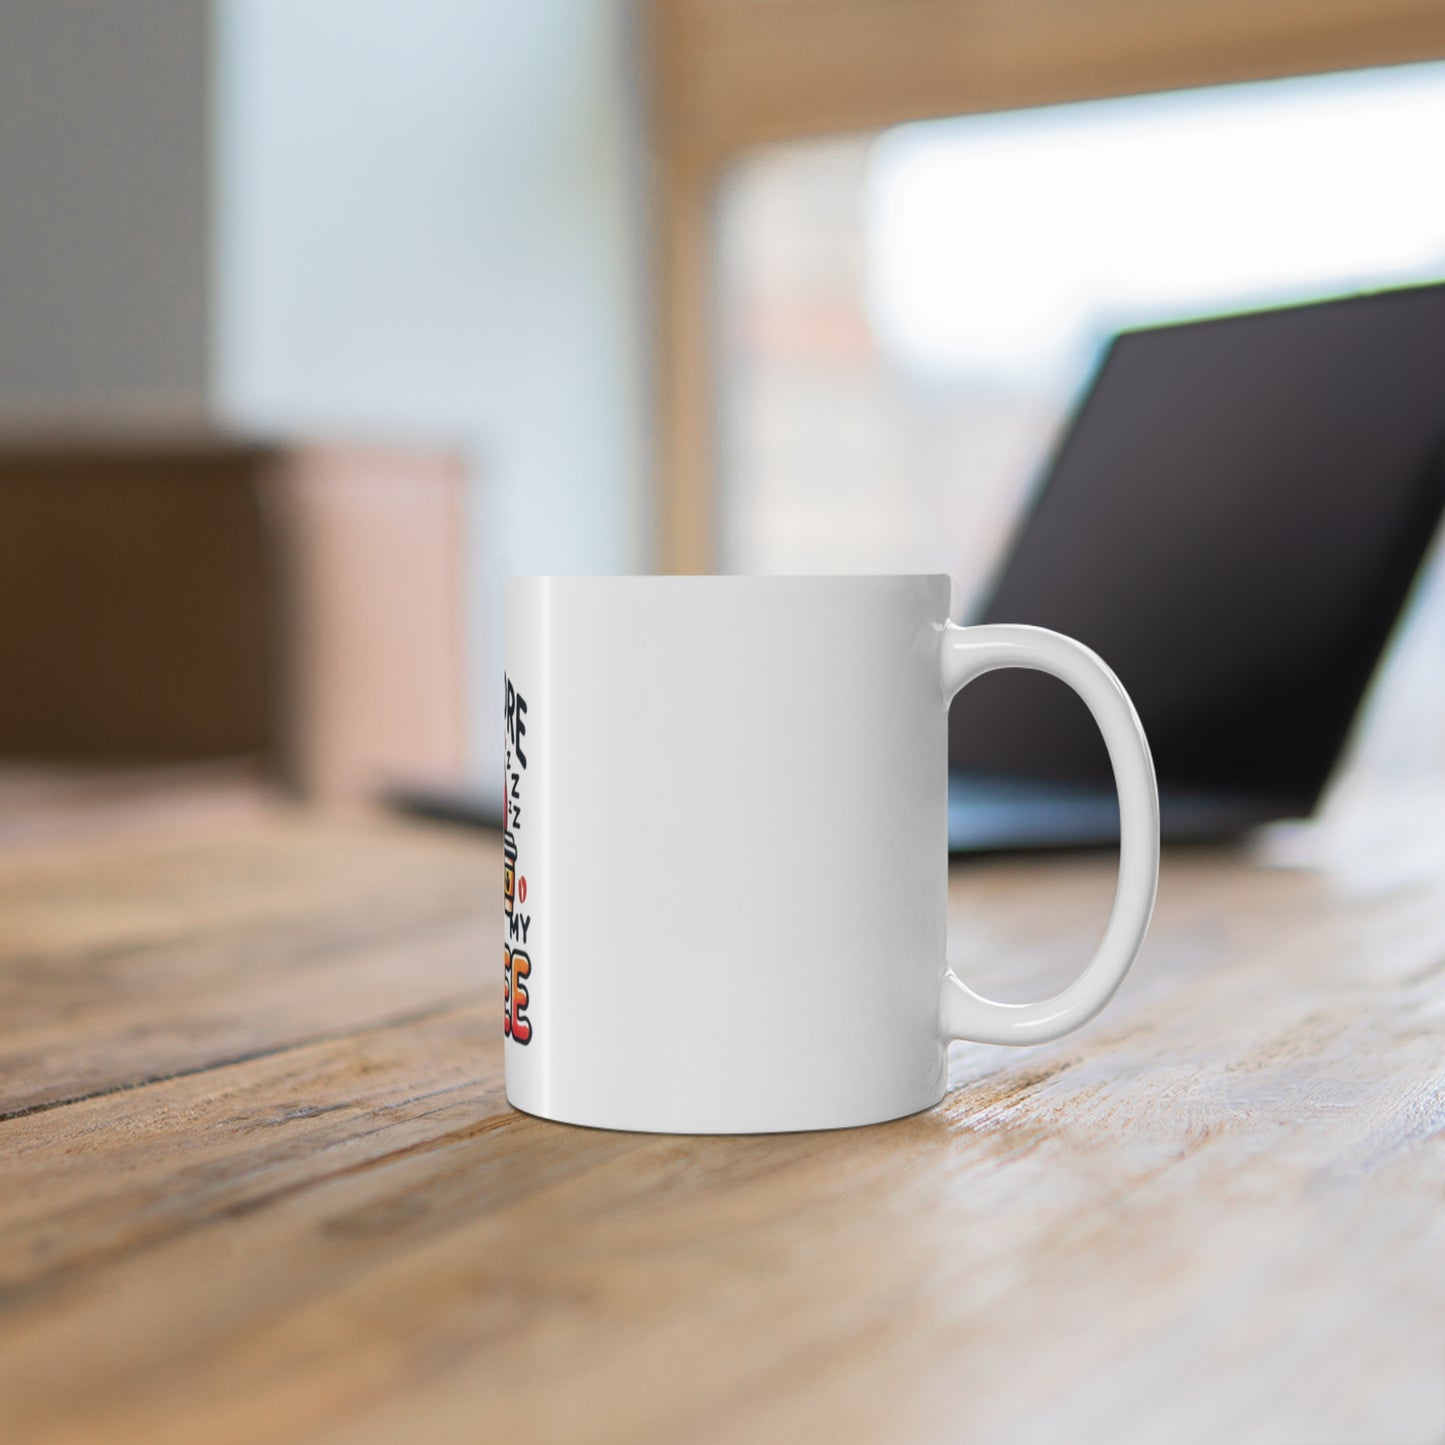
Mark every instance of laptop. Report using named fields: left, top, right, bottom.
left=393, top=282, right=1445, bottom=851
left=946, top=281, right=1445, bottom=851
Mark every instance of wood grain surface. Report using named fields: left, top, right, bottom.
left=0, top=795, right=1441, bottom=1444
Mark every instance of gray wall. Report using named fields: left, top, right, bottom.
left=0, top=0, right=649, bottom=779
left=212, top=0, right=650, bottom=776
left=0, top=0, right=210, bottom=412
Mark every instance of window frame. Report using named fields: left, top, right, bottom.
left=646, top=0, right=1445, bottom=571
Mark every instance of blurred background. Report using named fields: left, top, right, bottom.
left=1, top=0, right=1444, bottom=835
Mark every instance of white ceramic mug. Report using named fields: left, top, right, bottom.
left=503, top=575, right=1158, bottom=1134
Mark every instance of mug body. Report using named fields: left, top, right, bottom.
left=503, top=575, right=952, bottom=1133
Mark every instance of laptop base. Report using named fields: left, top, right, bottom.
left=946, top=772, right=1279, bottom=852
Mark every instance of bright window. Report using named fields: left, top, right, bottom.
left=717, top=61, right=1445, bottom=619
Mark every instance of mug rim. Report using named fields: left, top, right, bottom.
left=507, top=572, right=951, bottom=584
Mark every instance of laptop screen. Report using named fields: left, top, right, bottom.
left=949, top=282, right=1445, bottom=810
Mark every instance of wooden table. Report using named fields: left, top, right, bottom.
left=1, top=790, right=1442, bottom=1444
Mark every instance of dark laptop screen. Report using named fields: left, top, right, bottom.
left=949, top=283, right=1445, bottom=808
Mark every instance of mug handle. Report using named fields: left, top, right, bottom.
left=939, top=623, right=1160, bottom=1046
